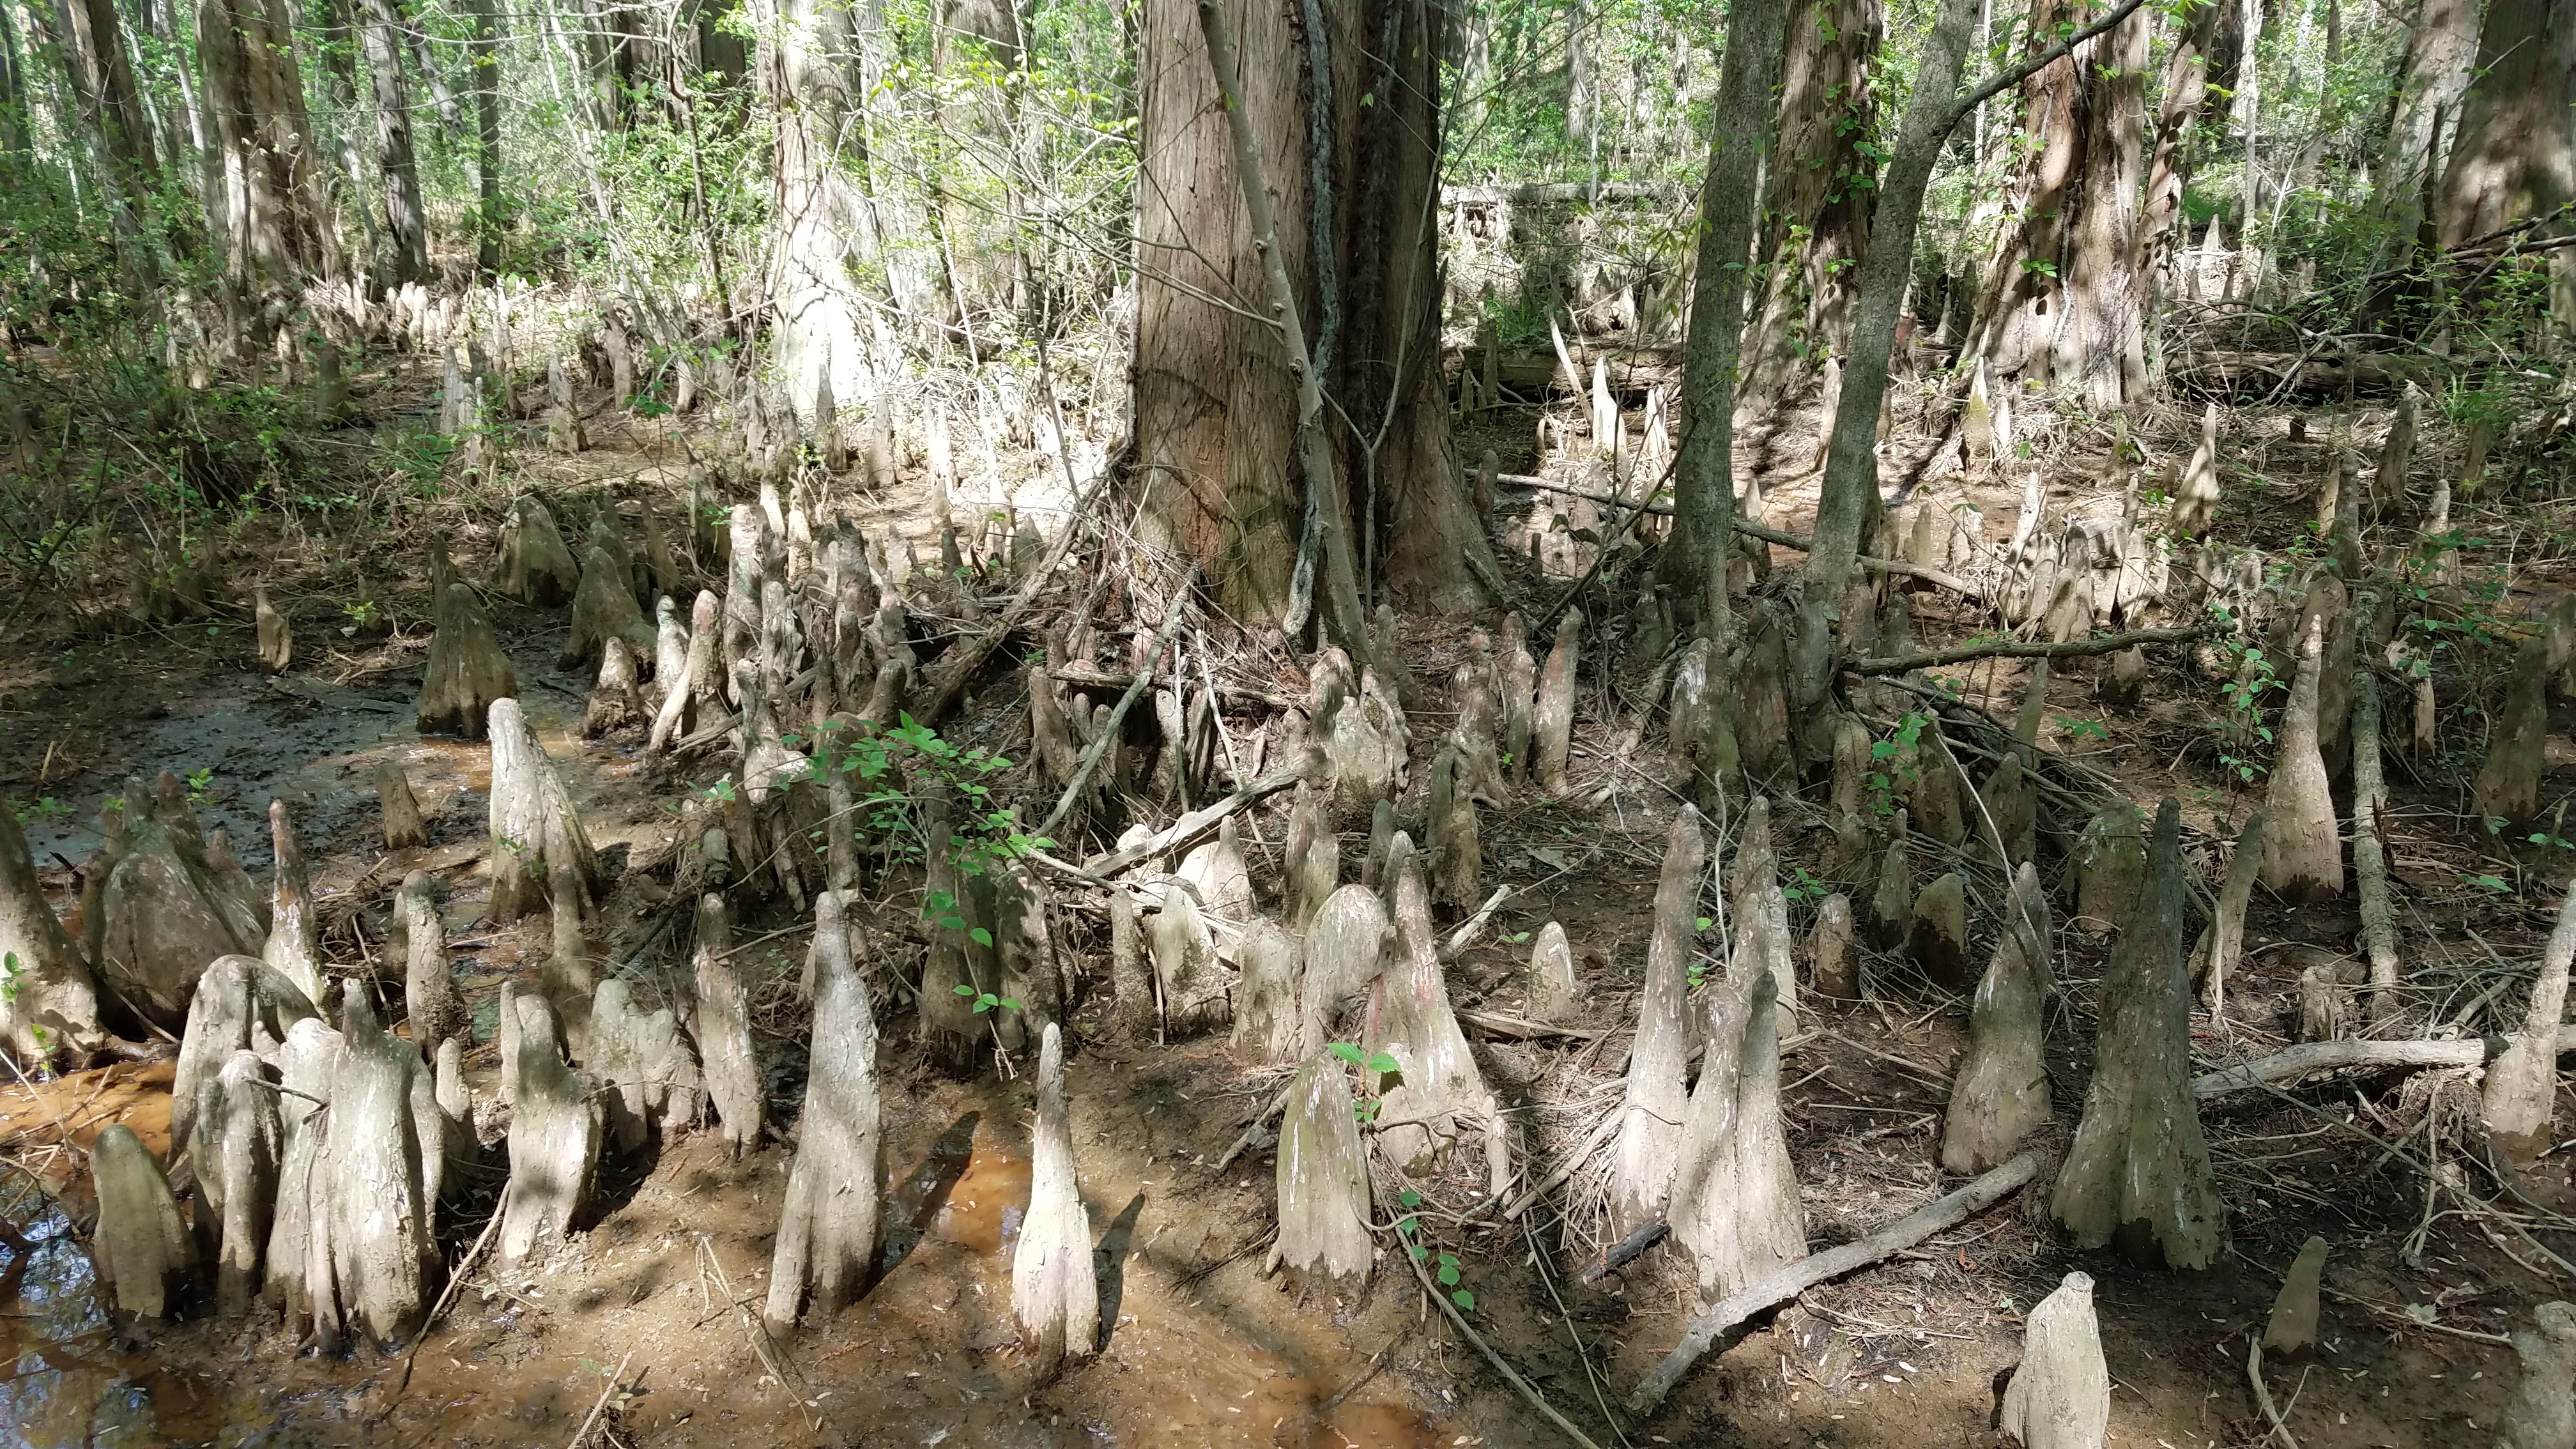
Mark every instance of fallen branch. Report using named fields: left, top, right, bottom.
left=379, top=1172, right=510, bottom=1410
left=1442, top=886, right=1514, bottom=960
left=1075, top=763, right=1305, bottom=878
left=1211, top=1082, right=1292, bottom=1174
left=917, top=473, right=1105, bottom=723
left=2246, top=1337, right=2299, bottom=1449
left=1036, top=576, right=1197, bottom=842
left=2189, top=1027, right=2576, bottom=1098
left=567, top=1350, right=636, bottom=1449
left=1576, top=1221, right=1669, bottom=1284
left=1846, top=622, right=2220, bottom=676
left=1390, top=1178, right=1611, bottom=1449
left=1051, top=666, right=1295, bottom=711
left=1461, top=1010, right=1609, bottom=1043
left=1629, top=1150, right=2041, bottom=1413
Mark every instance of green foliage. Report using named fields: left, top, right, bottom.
left=1863, top=712, right=1930, bottom=815
left=795, top=713, right=1050, bottom=876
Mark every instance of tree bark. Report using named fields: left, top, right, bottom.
left=1807, top=0, right=1983, bottom=603
left=2135, top=0, right=2225, bottom=331
left=760, top=0, right=872, bottom=418
left=197, top=0, right=329, bottom=291
left=2436, top=0, right=2576, bottom=247
left=359, top=0, right=429, bottom=284
left=1740, top=0, right=1882, bottom=415
left=471, top=0, right=503, bottom=271
left=2372, top=0, right=2480, bottom=250
left=1660, top=0, right=1793, bottom=634
left=1133, top=0, right=1487, bottom=626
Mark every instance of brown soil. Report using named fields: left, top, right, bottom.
left=1, top=376, right=2565, bottom=1449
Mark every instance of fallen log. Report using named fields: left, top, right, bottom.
left=2166, top=352, right=2428, bottom=399
left=1629, top=1151, right=2041, bottom=1413
left=1846, top=622, right=2221, bottom=677
left=2189, top=1027, right=2576, bottom=1098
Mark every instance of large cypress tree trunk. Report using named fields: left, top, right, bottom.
left=2437, top=0, right=2576, bottom=246
left=1130, top=0, right=1493, bottom=622
left=760, top=0, right=872, bottom=417
left=2372, top=0, right=2479, bottom=250
left=2046, top=7, right=2147, bottom=405
left=1961, top=0, right=2084, bottom=385
left=196, top=0, right=329, bottom=293
left=0, top=1, right=30, bottom=161
left=360, top=0, right=429, bottom=284
left=1739, top=0, right=1883, bottom=415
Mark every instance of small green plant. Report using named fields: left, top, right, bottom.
left=1328, top=1041, right=1398, bottom=1121
left=1392, top=1189, right=1475, bottom=1312
left=1782, top=866, right=1828, bottom=904
left=185, top=767, right=215, bottom=808
left=1864, top=712, right=1930, bottom=815
left=10, top=797, right=70, bottom=825
left=2057, top=717, right=2110, bottom=742
left=344, top=597, right=381, bottom=628
left=951, top=983, right=1022, bottom=1014
left=2458, top=871, right=2511, bottom=895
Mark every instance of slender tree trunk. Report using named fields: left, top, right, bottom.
left=1662, top=0, right=1793, bottom=635
left=2437, top=0, right=2576, bottom=246
left=2136, top=0, right=2222, bottom=319
left=1740, top=0, right=1883, bottom=414
left=0, top=0, right=35, bottom=160
left=1809, top=0, right=1983, bottom=604
left=471, top=0, right=503, bottom=271
left=360, top=0, right=428, bottom=283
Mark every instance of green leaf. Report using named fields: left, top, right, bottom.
left=1693, top=916, right=1712, bottom=933
left=954, top=984, right=976, bottom=997
left=1452, top=1289, right=1475, bottom=1310
left=1397, top=1190, right=1422, bottom=1209
left=1436, top=1263, right=1460, bottom=1286
left=969, top=927, right=993, bottom=947
left=1365, top=1052, right=1399, bottom=1075
left=1407, top=1243, right=1429, bottom=1261
left=1328, top=1042, right=1365, bottom=1066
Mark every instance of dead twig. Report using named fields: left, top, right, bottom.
left=1629, top=1151, right=2041, bottom=1413
left=567, top=1351, right=635, bottom=1449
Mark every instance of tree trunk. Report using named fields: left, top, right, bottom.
left=197, top=0, right=329, bottom=291
left=0, top=0, right=34, bottom=160
left=2436, top=0, right=2576, bottom=246
left=471, top=0, right=503, bottom=270
left=50, top=0, right=157, bottom=182
left=2134, top=0, right=2224, bottom=356
left=1961, top=0, right=2085, bottom=385
left=1132, top=0, right=1491, bottom=624
left=1740, top=0, right=1883, bottom=415
left=1965, top=0, right=2148, bottom=404
left=2372, top=0, right=2480, bottom=250
left=760, top=0, right=872, bottom=418
left=1660, top=0, right=1793, bottom=633
left=360, top=0, right=428, bottom=284
left=1807, top=0, right=1983, bottom=603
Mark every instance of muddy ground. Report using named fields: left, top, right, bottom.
left=1, top=358, right=2566, bottom=1449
